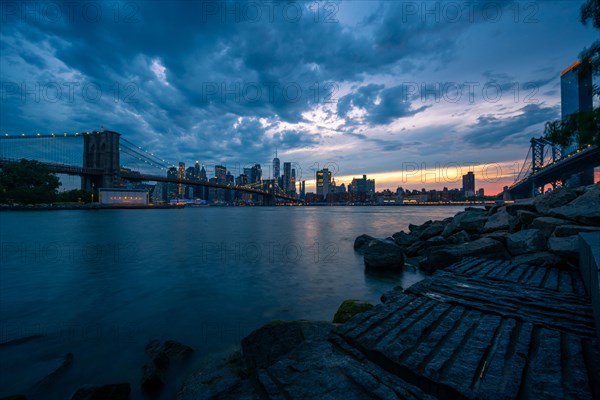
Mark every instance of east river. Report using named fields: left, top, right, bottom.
left=0, top=206, right=465, bottom=399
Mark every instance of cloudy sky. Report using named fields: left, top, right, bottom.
left=0, top=0, right=596, bottom=194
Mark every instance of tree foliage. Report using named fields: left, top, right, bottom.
left=0, top=159, right=61, bottom=203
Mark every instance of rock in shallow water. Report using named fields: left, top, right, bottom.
left=363, top=239, right=405, bottom=271
left=353, top=234, right=375, bottom=252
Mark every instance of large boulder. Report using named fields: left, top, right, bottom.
left=422, top=236, right=448, bottom=249
left=517, top=210, right=539, bottom=225
left=241, top=321, right=332, bottom=371
left=142, top=340, right=193, bottom=393
left=549, top=184, right=600, bottom=226
left=547, top=236, right=579, bottom=259
left=426, top=238, right=510, bottom=269
left=71, top=383, right=130, bottom=400
left=534, top=187, right=578, bottom=214
left=418, top=221, right=446, bottom=240
left=503, top=200, right=536, bottom=216
left=484, top=210, right=517, bottom=232
left=405, top=240, right=426, bottom=257
left=442, top=211, right=488, bottom=236
left=332, top=300, right=374, bottom=323
left=391, top=231, right=419, bottom=247
left=409, top=220, right=432, bottom=233
left=447, top=230, right=470, bottom=244
left=531, top=217, right=571, bottom=238
left=484, top=231, right=511, bottom=245
left=353, top=234, right=375, bottom=252
left=363, top=239, right=405, bottom=270
left=553, top=225, right=600, bottom=237
left=506, top=229, right=546, bottom=256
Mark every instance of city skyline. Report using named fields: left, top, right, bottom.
left=1, top=1, right=597, bottom=195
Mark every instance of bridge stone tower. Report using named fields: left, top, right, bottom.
left=82, top=130, right=121, bottom=191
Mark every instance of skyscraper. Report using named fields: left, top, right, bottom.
left=215, top=165, right=227, bottom=184
left=273, top=150, right=280, bottom=180
left=561, top=60, right=593, bottom=155
left=462, top=171, right=475, bottom=197
left=283, top=162, right=292, bottom=191
left=178, top=162, right=185, bottom=198
left=194, top=160, right=200, bottom=179
left=316, top=168, right=332, bottom=198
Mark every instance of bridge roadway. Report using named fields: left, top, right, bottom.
left=0, top=158, right=299, bottom=202
left=509, top=145, right=599, bottom=199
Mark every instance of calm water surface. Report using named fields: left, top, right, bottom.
left=0, top=206, right=465, bottom=399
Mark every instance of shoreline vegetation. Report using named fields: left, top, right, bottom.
left=2, top=184, right=599, bottom=400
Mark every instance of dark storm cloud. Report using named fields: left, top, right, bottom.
left=0, top=0, right=592, bottom=177
left=462, top=104, right=559, bottom=146
left=337, top=84, right=429, bottom=125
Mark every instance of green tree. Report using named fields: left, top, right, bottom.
left=544, top=0, right=600, bottom=147
left=55, top=189, right=93, bottom=203
left=0, top=159, right=61, bottom=204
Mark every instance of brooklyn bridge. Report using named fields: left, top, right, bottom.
left=0, top=130, right=299, bottom=204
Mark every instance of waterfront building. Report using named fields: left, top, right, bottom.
left=462, top=171, right=475, bottom=198
left=316, top=168, right=332, bottom=198
left=99, top=188, right=148, bottom=205
left=348, top=175, right=375, bottom=200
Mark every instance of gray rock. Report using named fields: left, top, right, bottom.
left=442, top=211, right=489, bottom=236
left=531, top=217, right=572, bottom=237
left=517, top=210, right=539, bottom=225
left=507, top=229, right=546, bottom=256
left=422, top=236, right=448, bottom=250
left=534, top=187, right=578, bottom=214
left=176, top=352, right=260, bottom=400
left=409, top=220, right=432, bottom=233
left=364, top=239, right=405, bottom=270
left=241, top=320, right=332, bottom=371
left=426, top=238, right=510, bottom=269
left=503, top=200, right=536, bottom=216
left=549, top=184, right=600, bottom=226
left=548, top=236, right=579, bottom=259
left=405, top=240, right=426, bottom=257
left=447, top=230, right=470, bottom=244
left=142, top=340, right=193, bottom=393
left=418, top=222, right=446, bottom=240
left=332, top=300, right=374, bottom=323
left=553, top=225, right=600, bottom=237
left=484, top=211, right=516, bottom=232
left=391, top=231, right=419, bottom=247
left=511, top=252, right=563, bottom=267
left=71, top=383, right=130, bottom=400
left=484, top=230, right=511, bottom=245
left=353, top=234, right=376, bottom=252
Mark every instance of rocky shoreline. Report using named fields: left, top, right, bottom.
left=172, top=183, right=599, bottom=400
left=2, top=184, right=599, bottom=399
